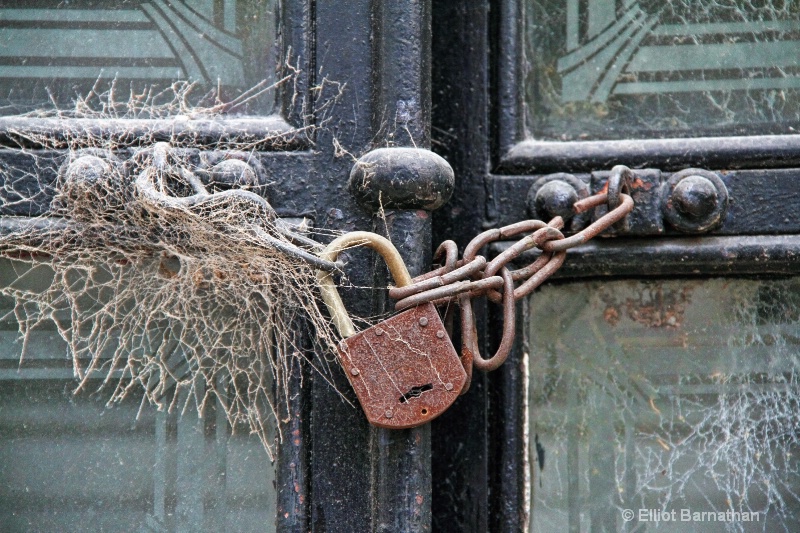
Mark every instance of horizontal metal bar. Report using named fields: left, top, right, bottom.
left=488, top=168, right=800, bottom=236
left=0, top=115, right=308, bottom=150
left=491, top=235, right=800, bottom=279
left=498, top=135, right=800, bottom=174
left=0, top=216, right=67, bottom=233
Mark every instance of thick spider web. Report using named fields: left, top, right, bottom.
left=0, top=78, right=349, bottom=457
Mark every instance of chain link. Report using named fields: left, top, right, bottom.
left=389, top=166, right=636, bottom=393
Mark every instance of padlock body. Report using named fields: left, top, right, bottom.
left=338, top=302, right=466, bottom=428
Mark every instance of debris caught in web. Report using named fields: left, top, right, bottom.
left=0, top=76, right=351, bottom=457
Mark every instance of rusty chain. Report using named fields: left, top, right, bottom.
left=388, top=165, right=636, bottom=393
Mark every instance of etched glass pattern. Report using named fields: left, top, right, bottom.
left=526, top=1, right=800, bottom=139
left=0, top=1, right=276, bottom=115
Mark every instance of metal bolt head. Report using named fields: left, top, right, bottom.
left=61, top=154, right=117, bottom=222
left=65, top=155, right=111, bottom=185
left=348, top=147, right=455, bottom=211
left=662, top=168, right=728, bottom=234
left=444, top=382, right=454, bottom=391
left=673, top=175, right=718, bottom=219
left=418, top=317, right=429, bottom=327
left=527, top=173, right=589, bottom=225
left=385, top=409, right=394, bottom=419
left=350, top=368, right=360, bottom=376
left=209, top=159, right=258, bottom=188
left=534, top=180, right=579, bottom=220
left=374, top=327, right=384, bottom=336
left=436, top=330, right=446, bottom=339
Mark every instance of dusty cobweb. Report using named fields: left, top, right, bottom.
left=0, top=74, right=355, bottom=458
left=529, top=279, right=800, bottom=532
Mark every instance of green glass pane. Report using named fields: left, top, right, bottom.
left=529, top=279, right=800, bottom=532
left=526, top=1, right=800, bottom=140
left=0, top=260, right=277, bottom=532
left=0, top=1, right=277, bottom=115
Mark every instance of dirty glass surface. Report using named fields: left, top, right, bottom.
left=0, top=263, right=277, bottom=533
left=526, top=1, right=800, bottom=140
left=528, top=279, right=800, bottom=533
left=0, top=1, right=277, bottom=115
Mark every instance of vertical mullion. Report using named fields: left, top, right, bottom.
left=431, top=0, right=493, bottom=530
left=370, top=212, right=433, bottom=533
left=276, top=326, right=311, bottom=533
left=307, top=0, right=376, bottom=529
left=369, top=0, right=435, bottom=530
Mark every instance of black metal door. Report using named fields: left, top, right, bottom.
left=4, top=0, right=800, bottom=532
left=431, top=0, right=800, bottom=532
left=0, top=1, right=443, bottom=531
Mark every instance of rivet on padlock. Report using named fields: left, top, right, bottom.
left=316, top=232, right=467, bottom=429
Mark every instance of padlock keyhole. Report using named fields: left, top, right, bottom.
left=399, top=383, right=433, bottom=403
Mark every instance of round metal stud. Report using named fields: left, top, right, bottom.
left=58, top=151, right=120, bottom=221
left=418, top=317, right=429, bottom=327
left=527, top=173, right=590, bottom=226
left=201, top=151, right=269, bottom=191
left=535, top=181, right=577, bottom=219
left=64, top=155, right=112, bottom=186
left=208, top=159, right=258, bottom=189
left=673, top=176, right=718, bottom=219
left=662, top=169, right=728, bottom=233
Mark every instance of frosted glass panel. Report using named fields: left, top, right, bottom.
left=526, top=1, right=800, bottom=139
left=0, top=262, right=277, bottom=533
left=0, top=1, right=276, bottom=115
left=529, top=279, right=800, bottom=532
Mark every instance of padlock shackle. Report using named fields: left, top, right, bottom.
left=317, top=232, right=413, bottom=338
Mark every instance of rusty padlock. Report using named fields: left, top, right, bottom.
left=317, top=232, right=467, bottom=429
